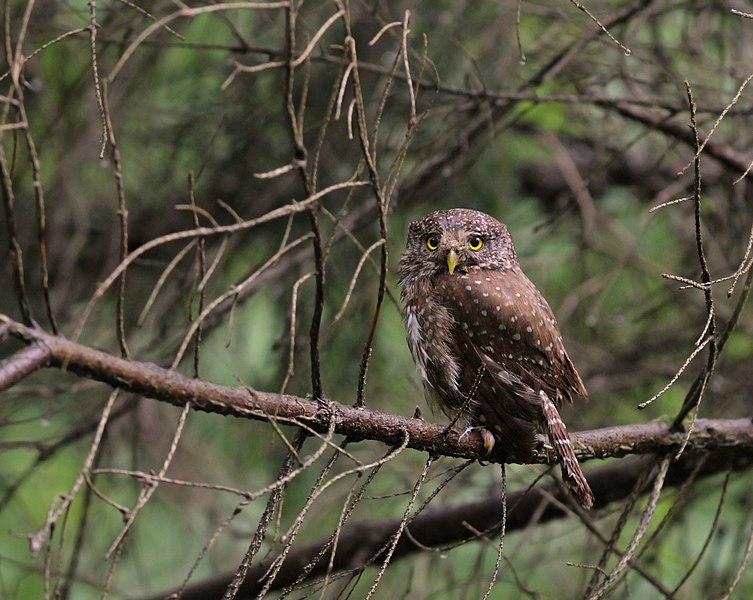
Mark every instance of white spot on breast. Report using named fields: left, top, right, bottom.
left=481, top=310, right=487, bottom=316
left=465, top=285, right=472, bottom=291
left=512, top=333, right=521, bottom=341
left=526, top=326, right=533, bottom=333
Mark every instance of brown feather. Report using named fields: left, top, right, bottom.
left=398, top=208, right=593, bottom=508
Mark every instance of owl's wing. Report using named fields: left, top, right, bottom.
left=436, top=268, right=587, bottom=401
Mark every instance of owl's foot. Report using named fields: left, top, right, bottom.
left=479, top=428, right=496, bottom=455
left=458, top=426, right=496, bottom=455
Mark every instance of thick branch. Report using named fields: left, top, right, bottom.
left=2, top=317, right=753, bottom=464
left=150, top=446, right=753, bottom=600
left=613, top=100, right=753, bottom=179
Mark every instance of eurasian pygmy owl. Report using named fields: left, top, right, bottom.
left=398, top=208, right=593, bottom=509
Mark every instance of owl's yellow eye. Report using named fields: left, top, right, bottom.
left=426, top=236, right=440, bottom=250
left=468, top=236, right=483, bottom=250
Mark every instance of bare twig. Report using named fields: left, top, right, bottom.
left=719, top=513, right=753, bottom=600
left=587, top=455, right=671, bottom=599
left=151, top=447, right=753, bottom=600
left=568, top=0, right=631, bottom=55
left=669, top=82, right=718, bottom=431
left=364, top=451, right=431, bottom=599
left=108, top=2, right=289, bottom=83
left=481, top=464, right=506, bottom=600
left=100, top=79, right=130, bottom=358
left=27, top=390, right=118, bottom=558
left=223, top=428, right=308, bottom=600
left=73, top=179, right=365, bottom=344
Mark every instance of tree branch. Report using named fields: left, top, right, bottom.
left=2, top=317, right=753, bottom=464
left=148, top=446, right=753, bottom=600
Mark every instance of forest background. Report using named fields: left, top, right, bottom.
left=2, top=1, right=753, bottom=599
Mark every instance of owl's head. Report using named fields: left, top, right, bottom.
left=399, top=208, right=518, bottom=282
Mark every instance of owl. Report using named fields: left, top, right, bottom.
left=398, top=208, right=593, bottom=509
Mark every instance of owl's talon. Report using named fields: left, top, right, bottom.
left=480, top=428, right=496, bottom=455
left=457, top=426, right=495, bottom=455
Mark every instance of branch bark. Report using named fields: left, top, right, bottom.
left=2, top=317, right=753, bottom=463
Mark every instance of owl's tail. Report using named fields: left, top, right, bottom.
left=540, top=392, right=594, bottom=509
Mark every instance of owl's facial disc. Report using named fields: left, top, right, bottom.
left=438, top=230, right=484, bottom=274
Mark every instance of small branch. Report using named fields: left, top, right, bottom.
left=107, top=2, right=289, bottom=84
left=568, top=0, right=631, bottom=56
left=613, top=100, right=753, bottom=181
left=72, top=178, right=367, bottom=344
left=89, top=0, right=107, bottom=157
left=223, top=430, right=308, bottom=600
left=0, top=342, right=51, bottom=389
left=670, top=82, right=718, bottom=430
left=27, top=390, right=118, bottom=557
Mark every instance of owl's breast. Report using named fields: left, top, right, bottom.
left=401, top=291, right=464, bottom=413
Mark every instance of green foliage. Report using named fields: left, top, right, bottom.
left=2, top=1, right=753, bottom=598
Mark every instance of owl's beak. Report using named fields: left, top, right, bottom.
left=446, top=249, right=459, bottom=274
